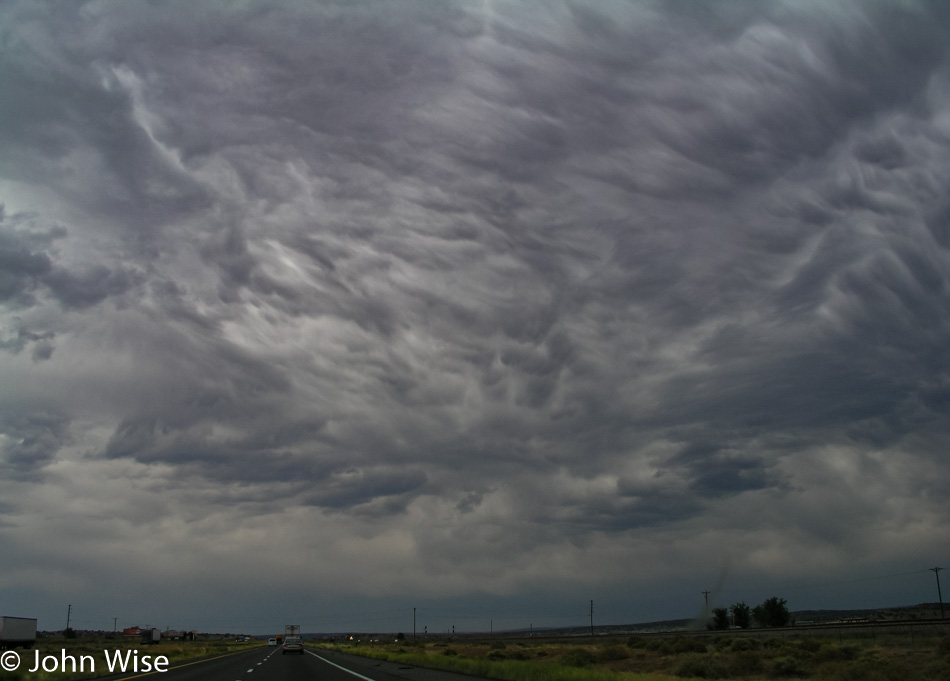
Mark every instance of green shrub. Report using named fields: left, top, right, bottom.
left=646, top=638, right=676, bottom=654
left=814, top=658, right=910, bottom=681
left=559, top=649, right=596, bottom=667
left=486, top=651, right=506, bottom=661
left=674, top=653, right=727, bottom=679
left=729, top=637, right=760, bottom=652
left=728, top=650, right=764, bottom=677
left=627, top=636, right=647, bottom=648
left=926, top=659, right=950, bottom=681
left=596, top=645, right=629, bottom=662
left=796, top=637, right=822, bottom=653
left=769, top=655, right=808, bottom=677
left=813, top=643, right=860, bottom=662
left=673, top=636, right=709, bottom=654
left=490, top=641, right=507, bottom=650
left=442, top=648, right=458, bottom=656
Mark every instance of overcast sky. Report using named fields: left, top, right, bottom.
left=2, top=0, right=950, bottom=636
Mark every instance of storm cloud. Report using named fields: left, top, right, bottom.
left=2, top=0, right=949, bottom=633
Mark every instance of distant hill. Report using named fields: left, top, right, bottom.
left=781, top=602, right=942, bottom=625
left=294, top=604, right=947, bottom=639
left=615, top=603, right=947, bottom=632
left=476, top=603, right=949, bottom=637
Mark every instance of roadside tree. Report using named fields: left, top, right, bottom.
left=753, top=597, right=789, bottom=628
left=731, top=602, right=751, bottom=629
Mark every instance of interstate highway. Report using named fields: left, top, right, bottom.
left=107, top=645, right=492, bottom=681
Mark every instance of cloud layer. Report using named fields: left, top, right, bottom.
left=2, top=0, right=950, bottom=632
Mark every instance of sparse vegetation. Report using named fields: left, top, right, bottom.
left=25, top=626, right=950, bottom=681
left=674, top=653, right=728, bottom=678
left=597, top=645, right=630, bottom=662
left=316, top=628, right=950, bottom=681
left=672, top=636, right=708, bottom=655
left=560, top=648, right=597, bottom=667
left=769, top=655, right=808, bottom=677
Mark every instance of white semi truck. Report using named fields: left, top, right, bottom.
left=0, top=616, right=37, bottom=649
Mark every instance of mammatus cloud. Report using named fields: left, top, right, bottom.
left=1, top=0, right=949, bottom=632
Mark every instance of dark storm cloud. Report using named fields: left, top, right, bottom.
left=0, top=326, right=55, bottom=358
left=0, top=208, right=61, bottom=307
left=301, top=466, right=429, bottom=512
left=2, top=0, right=950, bottom=629
left=0, top=23, right=207, bottom=231
left=46, top=264, right=144, bottom=309
left=19, top=2, right=940, bottom=501
left=0, top=411, right=70, bottom=480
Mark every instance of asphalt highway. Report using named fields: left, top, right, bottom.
left=108, top=645, right=490, bottom=681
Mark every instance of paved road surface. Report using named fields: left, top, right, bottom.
left=108, top=646, right=489, bottom=681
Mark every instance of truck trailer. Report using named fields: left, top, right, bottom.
left=140, top=628, right=161, bottom=645
left=0, top=616, right=37, bottom=649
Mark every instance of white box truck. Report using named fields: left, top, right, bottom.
left=0, top=616, right=37, bottom=649
left=140, top=628, right=161, bottom=644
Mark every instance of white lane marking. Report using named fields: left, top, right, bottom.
left=306, top=651, right=378, bottom=681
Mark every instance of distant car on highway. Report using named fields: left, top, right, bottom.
left=282, top=636, right=304, bottom=654
left=268, top=637, right=277, bottom=646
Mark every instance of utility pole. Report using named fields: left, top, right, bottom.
left=113, top=618, right=118, bottom=640
left=413, top=608, right=416, bottom=639
left=66, top=604, right=72, bottom=632
left=930, top=567, right=945, bottom=619
left=589, top=600, right=594, bottom=636
left=702, top=591, right=712, bottom=618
